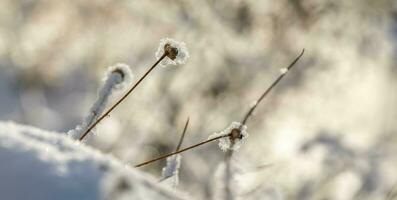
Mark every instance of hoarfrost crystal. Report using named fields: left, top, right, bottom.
left=155, top=38, right=189, bottom=67
left=208, top=122, right=248, bottom=152
left=280, top=68, right=288, bottom=74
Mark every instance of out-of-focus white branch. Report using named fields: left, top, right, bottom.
left=68, top=64, right=133, bottom=140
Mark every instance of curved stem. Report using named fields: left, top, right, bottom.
left=241, top=49, right=305, bottom=125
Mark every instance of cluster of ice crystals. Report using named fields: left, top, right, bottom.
left=155, top=38, right=189, bottom=67
left=208, top=122, right=248, bottom=152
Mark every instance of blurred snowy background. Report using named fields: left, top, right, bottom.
left=0, top=0, right=397, bottom=199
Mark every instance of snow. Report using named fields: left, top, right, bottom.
left=0, top=121, right=189, bottom=200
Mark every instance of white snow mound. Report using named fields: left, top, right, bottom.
left=0, top=121, right=189, bottom=200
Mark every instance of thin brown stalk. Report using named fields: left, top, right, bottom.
left=159, top=117, right=191, bottom=182
left=79, top=53, right=167, bottom=141
left=223, top=49, right=304, bottom=200
left=134, top=134, right=229, bottom=168
left=175, top=117, right=190, bottom=151
left=241, top=49, right=305, bottom=125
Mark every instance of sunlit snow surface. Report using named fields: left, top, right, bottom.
left=0, top=121, right=188, bottom=200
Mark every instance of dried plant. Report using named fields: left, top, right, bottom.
left=134, top=49, right=304, bottom=169
left=79, top=39, right=189, bottom=141
left=221, top=48, right=304, bottom=199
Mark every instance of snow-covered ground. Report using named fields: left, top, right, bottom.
left=0, top=121, right=188, bottom=200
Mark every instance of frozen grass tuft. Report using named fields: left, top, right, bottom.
left=68, top=63, right=133, bottom=140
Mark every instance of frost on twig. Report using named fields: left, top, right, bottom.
left=78, top=39, right=185, bottom=141
left=68, top=63, right=133, bottom=140
left=161, top=155, right=182, bottom=188
left=155, top=38, right=189, bottom=67
left=279, top=68, right=288, bottom=74
left=161, top=118, right=189, bottom=188
left=209, top=122, right=248, bottom=152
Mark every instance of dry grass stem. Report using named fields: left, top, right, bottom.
left=134, top=134, right=229, bottom=168
left=79, top=53, right=167, bottom=141
left=241, top=49, right=305, bottom=125
left=175, top=117, right=190, bottom=152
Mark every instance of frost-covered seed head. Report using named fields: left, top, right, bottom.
left=164, top=43, right=178, bottom=60
left=111, top=68, right=125, bottom=79
left=155, top=38, right=189, bottom=67
left=230, top=128, right=243, bottom=140
left=105, top=63, right=133, bottom=90
left=208, top=122, right=248, bottom=152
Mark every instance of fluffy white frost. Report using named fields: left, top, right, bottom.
left=68, top=63, right=133, bottom=140
left=155, top=38, right=189, bottom=67
left=208, top=122, right=248, bottom=152
left=161, top=155, right=182, bottom=188
left=104, top=63, right=134, bottom=90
